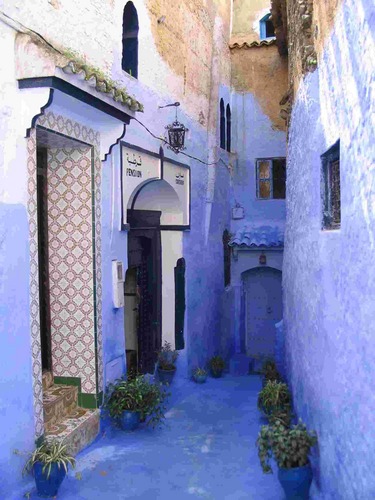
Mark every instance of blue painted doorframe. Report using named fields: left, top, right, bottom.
left=241, top=267, right=282, bottom=359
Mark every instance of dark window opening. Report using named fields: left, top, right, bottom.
left=260, top=13, right=275, bottom=39
left=223, top=229, right=231, bottom=287
left=174, top=258, right=186, bottom=350
left=226, top=104, right=231, bottom=153
left=256, top=158, right=286, bottom=199
left=321, top=140, right=341, bottom=230
left=122, top=2, right=139, bottom=79
left=220, top=98, right=225, bottom=149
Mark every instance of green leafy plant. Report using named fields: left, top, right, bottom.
left=104, top=375, right=169, bottom=427
left=257, top=380, right=292, bottom=420
left=256, top=419, right=317, bottom=473
left=208, top=355, right=225, bottom=373
left=193, top=367, right=207, bottom=377
left=157, top=341, right=179, bottom=371
left=20, top=441, right=75, bottom=480
left=261, top=358, right=281, bottom=382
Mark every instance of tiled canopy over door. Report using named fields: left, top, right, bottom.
left=243, top=267, right=282, bottom=358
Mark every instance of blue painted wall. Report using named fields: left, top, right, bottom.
left=283, top=0, right=375, bottom=497
left=0, top=203, right=36, bottom=497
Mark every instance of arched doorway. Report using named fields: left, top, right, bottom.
left=242, top=267, right=282, bottom=358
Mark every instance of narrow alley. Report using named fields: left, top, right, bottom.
left=17, top=375, right=284, bottom=500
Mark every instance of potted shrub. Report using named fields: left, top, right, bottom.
left=208, top=355, right=225, bottom=378
left=192, top=367, right=208, bottom=384
left=157, top=341, right=179, bottom=385
left=257, top=380, right=292, bottom=422
left=22, top=440, right=75, bottom=498
left=256, top=419, right=317, bottom=499
left=104, top=375, right=169, bottom=430
left=261, top=358, right=281, bottom=386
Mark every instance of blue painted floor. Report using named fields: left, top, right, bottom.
left=20, top=375, right=285, bottom=499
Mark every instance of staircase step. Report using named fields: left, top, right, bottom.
left=42, top=371, right=54, bottom=391
left=45, top=408, right=100, bottom=456
left=43, top=384, right=78, bottom=431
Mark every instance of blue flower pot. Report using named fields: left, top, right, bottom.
left=120, top=410, right=140, bottom=431
left=193, top=374, right=207, bottom=384
left=33, top=461, right=67, bottom=498
left=157, top=367, right=176, bottom=385
left=277, top=463, right=313, bottom=500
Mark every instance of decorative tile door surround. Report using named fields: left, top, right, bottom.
left=27, top=111, right=103, bottom=437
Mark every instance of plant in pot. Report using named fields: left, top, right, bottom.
left=208, top=355, right=225, bottom=378
left=157, top=341, right=179, bottom=385
left=261, top=358, right=281, bottom=386
left=257, top=380, right=292, bottom=424
left=192, top=367, right=208, bottom=384
left=104, top=375, right=170, bottom=430
left=21, top=440, right=75, bottom=498
left=256, top=419, right=317, bottom=499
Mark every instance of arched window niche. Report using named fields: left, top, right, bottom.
left=220, top=98, right=225, bottom=149
left=226, top=104, right=231, bottom=153
left=122, top=2, right=139, bottom=79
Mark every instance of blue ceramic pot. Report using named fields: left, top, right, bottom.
left=33, top=461, right=67, bottom=498
left=157, top=367, right=176, bottom=385
left=193, top=374, right=207, bottom=384
left=120, top=410, right=140, bottom=431
left=277, top=463, right=313, bottom=500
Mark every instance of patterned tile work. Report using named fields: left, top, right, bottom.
left=45, top=408, right=100, bottom=457
left=43, top=384, right=78, bottom=431
left=27, top=111, right=103, bottom=437
left=27, top=129, right=44, bottom=437
left=42, top=371, right=54, bottom=391
left=47, top=147, right=96, bottom=393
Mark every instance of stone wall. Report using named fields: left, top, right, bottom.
left=283, top=0, right=375, bottom=497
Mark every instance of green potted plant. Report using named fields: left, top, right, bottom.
left=104, top=375, right=169, bottom=430
left=20, top=440, right=75, bottom=498
left=208, top=355, right=225, bottom=378
left=192, top=367, right=208, bottom=384
left=257, top=380, right=292, bottom=422
left=261, top=358, right=281, bottom=386
left=256, top=419, right=317, bottom=499
left=157, top=341, right=179, bottom=385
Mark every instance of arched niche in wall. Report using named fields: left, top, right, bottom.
left=226, top=104, right=231, bottom=153
left=220, top=98, right=225, bottom=149
left=122, top=1, right=139, bottom=78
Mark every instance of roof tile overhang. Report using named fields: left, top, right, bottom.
left=229, top=39, right=277, bottom=50
left=229, top=224, right=284, bottom=248
left=15, top=33, right=143, bottom=119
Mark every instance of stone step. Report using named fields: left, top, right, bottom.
left=43, top=384, right=78, bottom=431
left=45, top=408, right=100, bottom=456
left=42, top=371, right=54, bottom=391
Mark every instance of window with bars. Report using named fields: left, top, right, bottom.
left=321, top=140, right=341, bottom=230
left=256, top=158, right=286, bottom=199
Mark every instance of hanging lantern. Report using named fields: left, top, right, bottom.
left=159, top=102, right=188, bottom=154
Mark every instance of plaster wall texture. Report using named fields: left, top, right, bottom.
left=231, top=0, right=273, bottom=45
left=230, top=91, right=286, bottom=233
left=283, top=0, right=375, bottom=498
left=2, top=0, right=231, bottom=132
left=0, top=22, right=46, bottom=497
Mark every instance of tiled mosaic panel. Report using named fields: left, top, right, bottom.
left=45, top=408, right=100, bottom=456
left=43, top=384, right=78, bottom=431
left=27, top=129, right=44, bottom=437
left=47, top=147, right=96, bottom=393
left=28, top=111, right=103, bottom=435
